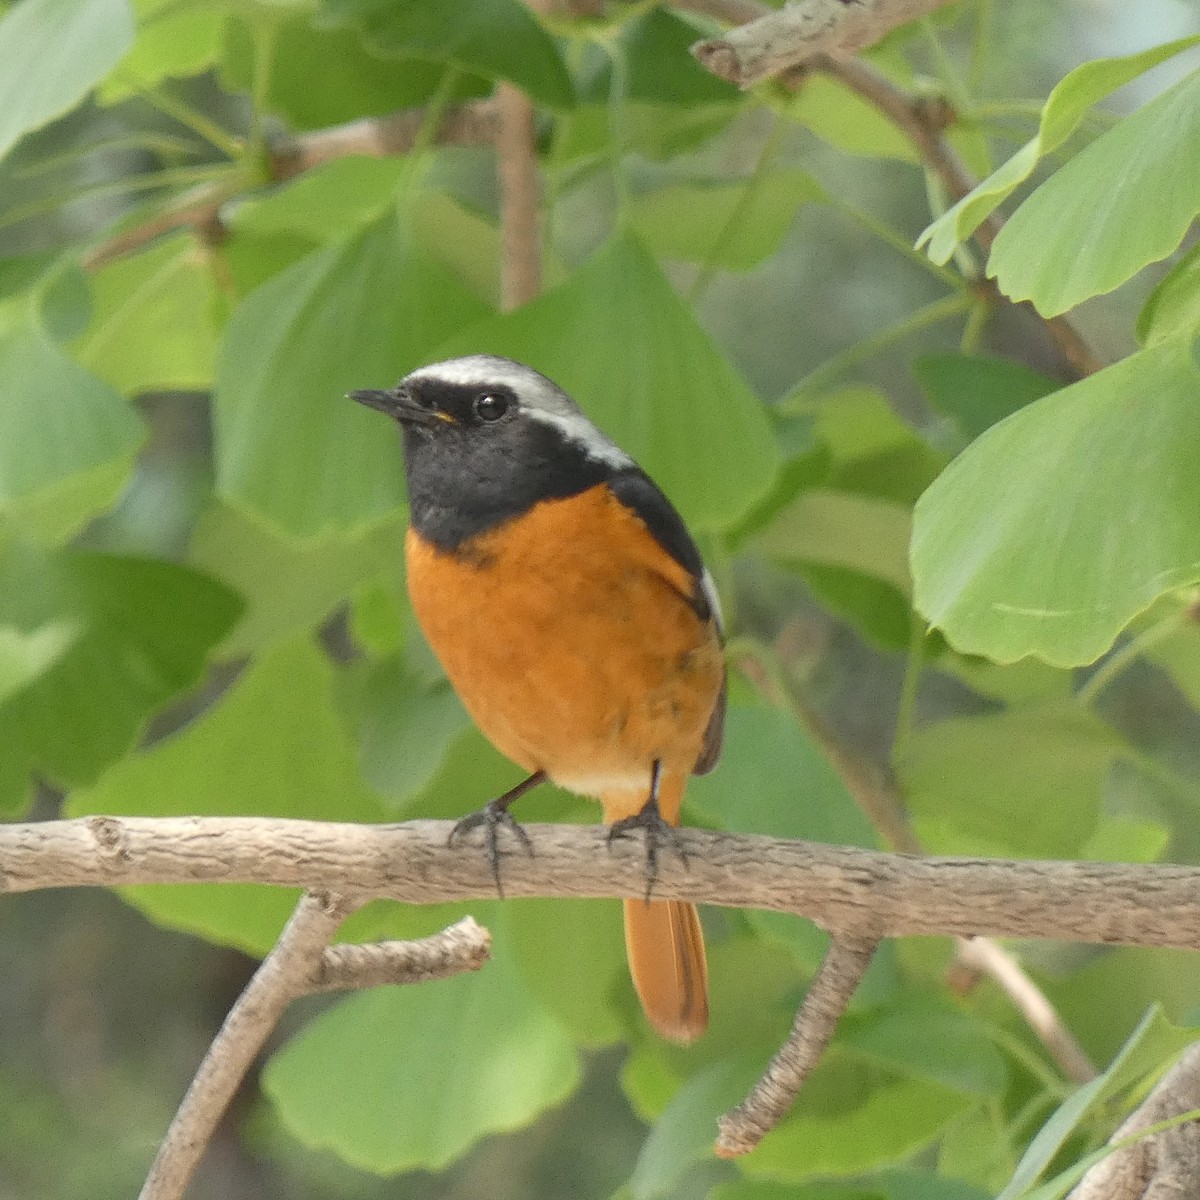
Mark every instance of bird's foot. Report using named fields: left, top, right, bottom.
left=607, top=794, right=687, bottom=903
left=448, top=770, right=544, bottom=897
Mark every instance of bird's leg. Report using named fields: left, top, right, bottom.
left=607, top=760, right=688, bottom=902
left=449, top=769, right=545, bottom=896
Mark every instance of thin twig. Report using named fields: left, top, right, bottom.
left=82, top=186, right=236, bottom=271
left=735, top=642, right=1097, bottom=1083
left=680, top=0, right=1103, bottom=378
left=139, top=890, right=358, bottom=1200
left=8, top=816, right=1200, bottom=950
left=82, top=101, right=498, bottom=270
left=495, top=81, right=542, bottom=309
left=690, top=0, right=956, bottom=86
left=716, top=934, right=879, bottom=1156
left=269, top=100, right=498, bottom=183
left=817, top=56, right=1102, bottom=378
left=310, top=918, right=492, bottom=992
left=954, top=936, right=1096, bottom=1084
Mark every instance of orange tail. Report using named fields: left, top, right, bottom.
left=605, top=772, right=708, bottom=1042
left=623, top=897, right=708, bottom=1043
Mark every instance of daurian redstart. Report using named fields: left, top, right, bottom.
left=351, top=355, right=726, bottom=1043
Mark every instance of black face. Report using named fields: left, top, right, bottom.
left=356, top=375, right=613, bottom=552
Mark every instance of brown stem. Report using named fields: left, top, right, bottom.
left=716, top=934, right=879, bottom=1156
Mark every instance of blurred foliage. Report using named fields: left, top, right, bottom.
left=2, top=0, right=1200, bottom=1197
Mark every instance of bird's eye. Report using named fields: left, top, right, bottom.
left=474, top=392, right=509, bottom=422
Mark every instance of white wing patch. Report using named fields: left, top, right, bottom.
left=699, top=568, right=724, bottom=634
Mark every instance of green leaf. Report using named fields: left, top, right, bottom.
left=1138, top=239, right=1200, bottom=347
left=896, top=703, right=1124, bottom=857
left=319, top=0, right=574, bottom=110
left=711, top=1182, right=883, bottom=1200
left=67, top=636, right=389, bottom=953
left=74, top=233, right=219, bottom=395
left=220, top=14, right=489, bottom=131
left=0, top=536, right=241, bottom=812
left=229, top=156, right=407, bottom=242
left=340, top=656, right=470, bottom=804
left=714, top=1178, right=990, bottom=1200
left=0, top=622, right=77, bottom=706
left=97, top=0, right=225, bottom=103
left=742, top=1053, right=972, bottom=1183
left=1145, top=611, right=1200, bottom=712
left=785, top=72, right=917, bottom=163
left=412, top=190, right=527, bottom=306
left=997, top=1006, right=1198, bottom=1200
left=187, top=502, right=403, bottom=656
left=0, top=310, right=145, bottom=540
left=875, top=1173, right=992, bottom=1200
left=755, top=489, right=912, bottom=595
left=840, top=995, right=1008, bottom=1098
left=917, top=36, right=1200, bottom=265
left=630, top=171, right=827, bottom=271
left=631, top=1056, right=764, bottom=1200
left=1080, top=813, right=1169, bottom=865
left=990, top=61, right=1200, bottom=315
left=912, top=353, right=1059, bottom=444
left=912, top=338, right=1200, bottom=666
left=213, top=207, right=490, bottom=539
left=687, top=703, right=876, bottom=848
left=508, top=897, right=627, bottom=1046
left=793, top=386, right=947, bottom=508
left=598, top=8, right=739, bottom=107
left=0, top=0, right=134, bottom=161
left=799, top=565, right=913, bottom=652
left=439, top=232, right=779, bottom=532
left=263, top=925, right=581, bottom=1172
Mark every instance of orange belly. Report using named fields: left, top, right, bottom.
left=405, top=484, right=723, bottom=819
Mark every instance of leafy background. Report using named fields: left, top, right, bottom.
left=2, top=0, right=1200, bottom=1197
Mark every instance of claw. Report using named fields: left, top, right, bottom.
left=448, top=770, right=544, bottom=897
left=606, top=761, right=687, bottom=902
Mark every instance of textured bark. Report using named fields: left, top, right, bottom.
left=5, top=816, right=1200, bottom=950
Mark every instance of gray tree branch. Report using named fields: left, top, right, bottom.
left=6, top=815, right=1200, bottom=950
left=691, top=0, right=957, bottom=86
left=716, top=934, right=879, bottom=1156
left=1069, top=1043, right=1200, bottom=1200
left=139, top=901, right=491, bottom=1200
left=139, top=891, right=359, bottom=1200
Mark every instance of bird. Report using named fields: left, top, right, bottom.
left=350, top=355, right=726, bottom=1043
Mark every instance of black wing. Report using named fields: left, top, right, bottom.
left=606, top=469, right=726, bottom=774
left=606, top=470, right=713, bottom=625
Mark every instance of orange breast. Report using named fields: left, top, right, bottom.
left=405, top=484, right=723, bottom=816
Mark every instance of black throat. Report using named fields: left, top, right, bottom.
left=401, top=419, right=614, bottom=552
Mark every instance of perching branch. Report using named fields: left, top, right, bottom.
left=1069, top=1042, right=1200, bottom=1200
left=8, top=815, right=1200, bottom=950
left=716, top=934, right=879, bottom=1156
left=11, top=814, right=1199, bottom=1185
left=139, top=899, right=491, bottom=1200
left=690, top=0, right=957, bottom=85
